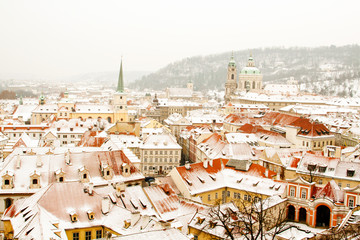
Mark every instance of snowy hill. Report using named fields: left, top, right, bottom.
left=130, top=45, right=360, bottom=97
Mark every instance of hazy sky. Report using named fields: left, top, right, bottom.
left=0, top=0, right=359, bottom=79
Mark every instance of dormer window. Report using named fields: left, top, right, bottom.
left=79, top=167, right=90, bottom=183
left=196, top=217, right=205, bottom=224
left=87, top=210, right=95, bottom=220
left=2, top=171, right=14, bottom=189
left=30, top=171, right=41, bottom=189
left=318, top=166, right=327, bottom=173
left=55, top=168, right=65, bottom=182
left=347, top=169, right=355, bottom=177
left=307, top=163, right=316, bottom=171
left=70, top=211, right=78, bottom=222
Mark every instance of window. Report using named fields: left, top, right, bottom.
left=338, top=183, right=342, bottom=188
left=32, top=179, right=38, bottom=185
left=85, top=231, right=91, bottom=240
left=96, top=230, right=102, bottom=239
left=144, top=166, right=147, bottom=171
left=73, top=232, right=79, bottom=240
left=349, top=197, right=355, bottom=208
left=59, top=177, right=64, bottom=182
left=244, top=195, right=248, bottom=201
left=301, top=189, right=307, bottom=199
left=63, top=135, right=67, bottom=138
left=4, top=179, right=9, bottom=185
left=4, top=198, right=12, bottom=209
left=170, top=151, right=173, bottom=155
left=215, top=193, right=218, bottom=199
left=290, top=187, right=295, bottom=197
left=208, top=194, right=211, bottom=201
left=144, top=158, right=147, bottom=162
left=83, top=173, right=87, bottom=179
left=347, top=184, right=350, bottom=188
left=160, top=151, right=162, bottom=155
left=318, top=179, right=323, bottom=185
left=155, top=151, right=158, bottom=155
left=227, top=191, right=230, bottom=197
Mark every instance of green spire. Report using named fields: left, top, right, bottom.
left=19, top=95, right=23, bottom=105
left=117, top=59, right=124, bottom=93
left=228, top=51, right=236, bottom=67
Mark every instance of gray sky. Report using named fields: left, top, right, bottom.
left=0, top=0, right=359, bottom=79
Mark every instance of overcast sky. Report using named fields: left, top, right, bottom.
left=0, top=0, right=359, bottom=79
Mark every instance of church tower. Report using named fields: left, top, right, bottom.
left=113, top=59, right=129, bottom=122
left=225, top=52, right=237, bottom=103
left=187, top=79, right=194, bottom=91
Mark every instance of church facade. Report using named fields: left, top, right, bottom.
left=225, top=54, right=263, bottom=103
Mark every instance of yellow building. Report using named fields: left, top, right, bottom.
left=169, top=159, right=286, bottom=206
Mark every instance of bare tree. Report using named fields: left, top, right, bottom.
left=204, top=194, right=288, bottom=240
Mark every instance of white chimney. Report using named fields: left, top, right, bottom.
left=65, top=150, right=71, bottom=165
left=209, top=159, right=213, bottom=167
left=203, top=160, right=208, bottom=169
left=36, top=155, right=43, bottom=167
left=185, top=163, right=191, bottom=170
left=102, top=197, right=110, bottom=214
left=89, top=182, right=94, bottom=195
left=16, top=154, right=21, bottom=169
left=265, top=169, right=269, bottom=178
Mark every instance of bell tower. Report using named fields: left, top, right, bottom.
left=225, top=52, right=237, bottom=103
left=113, top=59, right=129, bottom=122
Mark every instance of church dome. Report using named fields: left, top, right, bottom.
left=240, top=66, right=261, bottom=74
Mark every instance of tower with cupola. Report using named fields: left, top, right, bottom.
left=225, top=52, right=238, bottom=103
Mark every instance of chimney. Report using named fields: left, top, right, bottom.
left=65, top=150, right=71, bottom=165
left=115, top=182, right=126, bottom=197
left=265, top=168, right=269, bottom=178
left=16, top=154, right=21, bottom=169
left=203, top=160, right=208, bottom=169
left=36, top=155, right=43, bottom=167
left=185, top=163, right=191, bottom=170
left=89, top=182, right=94, bottom=195
left=102, top=197, right=110, bottom=214
left=209, top=159, right=213, bottom=167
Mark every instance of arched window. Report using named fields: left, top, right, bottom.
left=252, top=81, right=255, bottom=89
left=231, top=74, right=234, bottom=80
left=107, top=117, right=112, bottom=123
left=83, top=173, right=87, bottom=179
